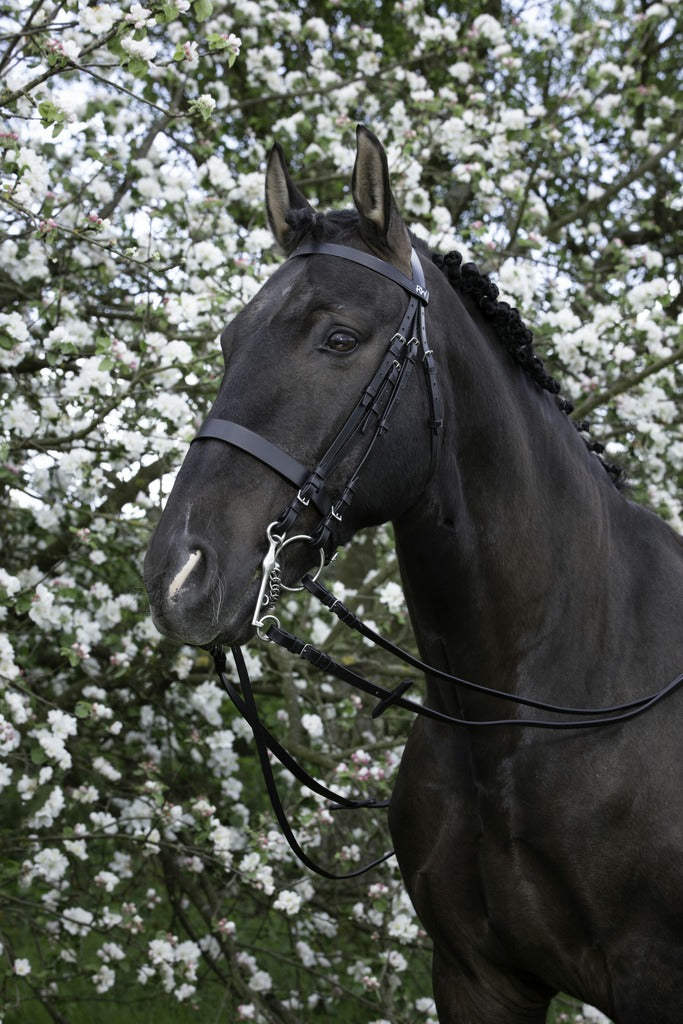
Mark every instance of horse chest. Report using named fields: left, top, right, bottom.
left=390, top=719, right=655, bottom=951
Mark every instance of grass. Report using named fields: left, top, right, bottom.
left=3, top=994, right=223, bottom=1024
left=3, top=993, right=607, bottom=1024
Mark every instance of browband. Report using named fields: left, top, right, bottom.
left=292, top=242, right=429, bottom=303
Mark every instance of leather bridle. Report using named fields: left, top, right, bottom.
left=193, top=241, right=442, bottom=564
left=193, top=241, right=683, bottom=878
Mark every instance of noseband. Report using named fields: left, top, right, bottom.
left=193, top=242, right=441, bottom=572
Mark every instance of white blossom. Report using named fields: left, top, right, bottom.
left=93, top=756, right=122, bottom=782
left=2, top=395, right=40, bottom=437
left=47, top=709, right=77, bottom=740
left=93, top=964, right=116, bottom=993
left=273, top=889, right=302, bottom=915
left=149, top=938, right=175, bottom=964
left=301, top=713, right=324, bottom=738
left=499, top=108, right=527, bottom=131
left=62, top=906, right=94, bottom=936
left=34, top=847, right=68, bottom=882
left=471, top=13, right=506, bottom=45
left=205, top=155, right=235, bottom=190
left=61, top=39, right=81, bottom=62
left=387, top=912, right=420, bottom=944
left=94, top=870, right=120, bottom=892
left=175, top=982, right=196, bottom=1001
left=79, top=5, right=120, bottom=35
left=378, top=581, right=406, bottom=614
left=120, top=34, right=157, bottom=62
left=30, top=786, right=63, bottom=830
left=250, top=969, right=272, bottom=993
left=0, top=633, right=20, bottom=681
left=449, top=61, right=473, bottom=83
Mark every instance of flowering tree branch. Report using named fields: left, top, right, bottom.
left=0, top=2, right=680, bottom=1022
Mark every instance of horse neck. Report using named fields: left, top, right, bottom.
left=392, top=288, right=621, bottom=712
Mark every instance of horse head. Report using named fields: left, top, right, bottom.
left=143, top=127, right=437, bottom=646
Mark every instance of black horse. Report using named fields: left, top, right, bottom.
left=144, top=127, right=683, bottom=1023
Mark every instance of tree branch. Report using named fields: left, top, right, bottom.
left=0, top=26, right=119, bottom=108
left=548, top=124, right=683, bottom=238
left=572, top=341, right=683, bottom=419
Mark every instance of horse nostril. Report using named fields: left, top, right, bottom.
left=167, top=548, right=203, bottom=601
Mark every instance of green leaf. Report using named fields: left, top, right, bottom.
left=107, top=35, right=124, bottom=58
left=193, top=0, right=213, bottom=21
left=37, top=100, right=65, bottom=133
left=75, top=701, right=92, bottom=719
left=157, top=1, right=178, bottom=23
left=208, top=32, right=229, bottom=52
left=127, top=58, right=148, bottom=79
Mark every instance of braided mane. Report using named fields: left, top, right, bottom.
left=432, top=250, right=624, bottom=489
left=284, top=208, right=624, bottom=489
left=432, top=251, right=569, bottom=409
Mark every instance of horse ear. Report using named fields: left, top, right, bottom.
left=265, top=142, right=314, bottom=253
left=352, top=125, right=411, bottom=271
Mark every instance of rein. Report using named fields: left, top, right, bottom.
left=196, top=241, right=683, bottom=878
left=208, top=642, right=394, bottom=880
left=272, top=574, right=683, bottom=730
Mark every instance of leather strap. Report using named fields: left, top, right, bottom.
left=222, top=644, right=394, bottom=879
left=205, top=644, right=379, bottom=810
left=267, top=619, right=683, bottom=730
left=292, top=241, right=429, bottom=303
left=193, top=418, right=331, bottom=516
left=298, top=575, right=683, bottom=727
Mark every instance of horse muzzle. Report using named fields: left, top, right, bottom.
left=143, top=533, right=259, bottom=647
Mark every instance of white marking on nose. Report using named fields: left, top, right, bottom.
left=168, top=549, right=202, bottom=600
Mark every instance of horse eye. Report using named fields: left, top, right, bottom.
left=324, top=330, right=358, bottom=354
